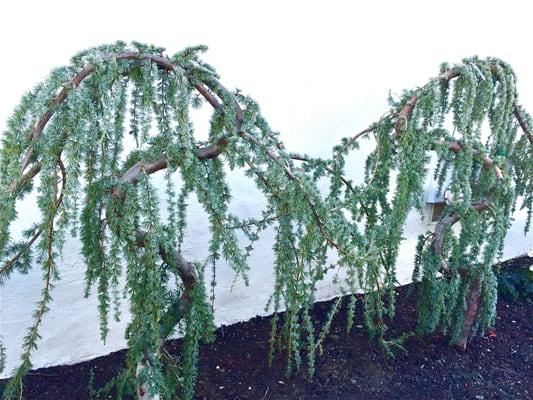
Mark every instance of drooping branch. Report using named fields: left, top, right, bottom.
left=395, top=94, right=419, bottom=135
left=108, top=165, right=197, bottom=338
left=242, top=130, right=351, bottom=256
left=0, top=160, right=68, bottom=399
left=135, top=229, right=196, bottom=338
left=430, top=200, right=491, bottom=265
left=446, top=141, right=503, bottom=179
left=394, top=70, right=460, bottom=135
left=0, top=228, right=41, bottom=281
left=289, top=153, right=359, bottom=196
left=1, top=160, right=66, bottom=279
left=19, top=52, right=242, bottom=174
left=513, top=104, right=533, bottom=144
left=392, top=66, right=533, bottom=148
left=110, top=136, right=234, bottom=200
left=8, top=163, right=42, bottom=195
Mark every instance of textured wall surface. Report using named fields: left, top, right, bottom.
left=1, top=0, right=533, bottom=378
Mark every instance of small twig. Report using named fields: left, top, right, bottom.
left=367, top=131, right=381, bottom=185
left=1, top=159, right=66, bottom=278
left=261, top=386, right=270, bottom=400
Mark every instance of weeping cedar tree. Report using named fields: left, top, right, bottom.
left=0, top=42, right=532, bottom=399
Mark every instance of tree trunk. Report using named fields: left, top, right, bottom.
left=455, top=277, right=482, bottom=351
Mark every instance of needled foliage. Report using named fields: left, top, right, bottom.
left=0, top=43, right=532, bottom=399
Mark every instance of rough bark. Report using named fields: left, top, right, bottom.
left=455, top=277, right=482, bottom=351
left=430, top=201, right=490, bottom=350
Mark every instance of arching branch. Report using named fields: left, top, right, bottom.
left=446, top=141, right=503, bottom=179
left=393, top=67, right=532, bottom=149
left=394, top=70, right=460, bottom=135
left=19, top=52, right=242, bottom=173
left=430, top=200, right=491, bottom=261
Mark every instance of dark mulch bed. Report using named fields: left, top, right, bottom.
left=2, top=257, right=532, bottom=400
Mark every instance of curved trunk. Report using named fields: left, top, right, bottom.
left=455, top=277, right=482, bottom=351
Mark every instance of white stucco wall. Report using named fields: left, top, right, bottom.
left=1, top=0, right=533, bottom=378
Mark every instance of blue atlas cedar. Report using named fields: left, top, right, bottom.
left=0, top=42, right=532, bottom=399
